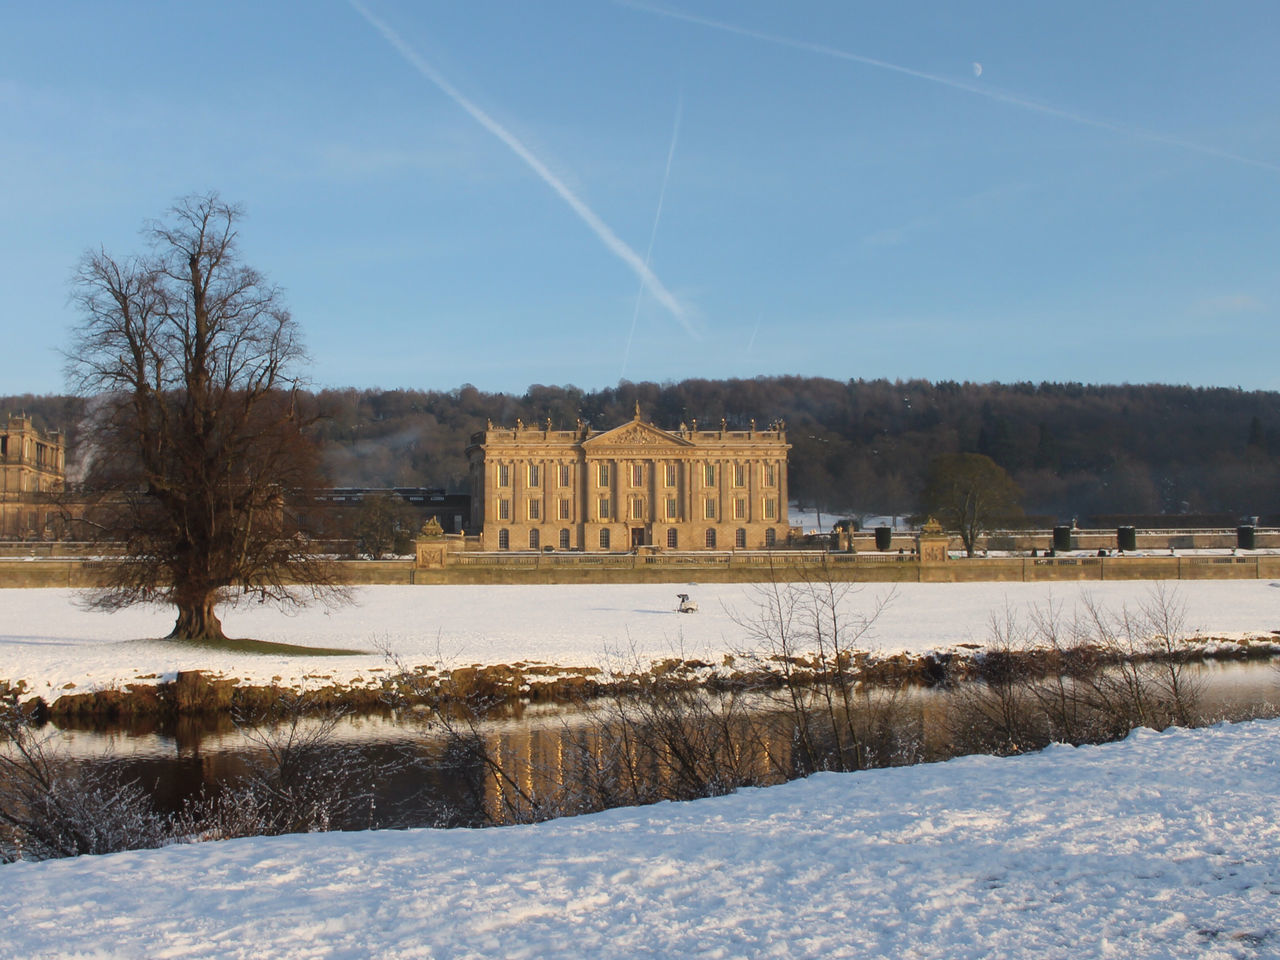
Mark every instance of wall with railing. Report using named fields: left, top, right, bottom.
left=845, top=527, right=1280, bottom=553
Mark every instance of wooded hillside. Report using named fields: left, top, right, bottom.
left=8, top=378, right=1279, bottom=522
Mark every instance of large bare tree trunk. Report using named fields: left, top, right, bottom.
left=167, top=590, right=226, bottom=642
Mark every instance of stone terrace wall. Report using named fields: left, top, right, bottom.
left=7, top=553, right=1280, bottom=588
left=410, top=552, right=1280, bottom=584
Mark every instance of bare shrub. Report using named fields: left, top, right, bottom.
left=733, top=571, right=909, bottom=773
left=178, top=694, right=397, bottom=839
left=946, top=586, right=1206, bottom=758
left=0, top=705, right=171, bottom=862
left=1071, top=586, right=1202, bottom=734
left=1022, top=599, right=1102, bottom=744
left=947, top=607, right=1052, bottom=756
left=598, top=681, right=777, bottom=802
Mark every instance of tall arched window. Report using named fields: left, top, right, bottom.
left=764, top=528, right=777, bottom=548
left=529, top=529, right=540, bottom=550
left=666, top=528, right=678, bottom=549
left=705, top=529, right=716, bottom=549
left=498, top=529, right=510, bottom=550
left=599, top=528, right=611, bottom=550
left=559, top=528, right=570, bottom=550
left=735, top=528, right=746, bottom=548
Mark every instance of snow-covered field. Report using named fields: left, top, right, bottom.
left=3, top=719, right=1278, bottom=959
left=3, top=580, right=1279, bottom=697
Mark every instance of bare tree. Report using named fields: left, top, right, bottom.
left=355, top=492, right=418, bottom=559
left=920, top=452, right=1023, bottom=557
left=67, top=193, right=343, bottom=642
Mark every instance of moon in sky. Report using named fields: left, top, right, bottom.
left=972, top=62, right=983, bottom=78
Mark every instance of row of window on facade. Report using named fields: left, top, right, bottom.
left=495, top=462, right=778, bottom=489
left=495, top=527, right=779, bottom=551
left=1, top=510, right=50, bottom=534
left=496, top=496, right=778, bottom=522
left=0, top=438, right=55, bottom=466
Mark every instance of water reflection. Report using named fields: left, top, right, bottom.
left=25, top=661, right=1280, bottom=831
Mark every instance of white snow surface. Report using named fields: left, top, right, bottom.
left=3, top=580, right=1279, bottom=695
left=3, top=719, right=1279, bottom=959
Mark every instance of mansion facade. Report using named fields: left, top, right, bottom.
left=1, top=414, right=66, bottom=539
left=467, top=412, right=790, bottom=552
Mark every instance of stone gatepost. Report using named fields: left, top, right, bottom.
left=916, top=518, right=950, bottom=564
left=414, top=517, right=451, bottom=569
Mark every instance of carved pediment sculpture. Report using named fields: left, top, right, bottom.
left=584, top=420, right=693, bottom=449
left=611, top=424, right=666, bottom=445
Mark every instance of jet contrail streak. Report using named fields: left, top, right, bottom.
left=350, top=0, right=696, bottom=332
left=622, top=94, right=684, bottom=380
left=619, top=0, right=1280, bottom=175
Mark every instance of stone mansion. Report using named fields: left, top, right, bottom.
left=466, top=410, right=790, bottom=552
left=0, top=414, right=66, bottom=539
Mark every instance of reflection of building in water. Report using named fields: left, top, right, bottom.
left=472, top=690, right=961, bottom=823
left=467, top=410, right=790, bottom=552
left=474, top=705, right=797, bottom=824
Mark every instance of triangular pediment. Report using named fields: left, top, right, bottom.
left=583, top=420, right=693, bottom=449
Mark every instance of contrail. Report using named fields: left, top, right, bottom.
left=622, top=93, right=685, bottom=380
left=619, top=0, right=1280, bottom=176
left=349, top=1, right=696, bottom=333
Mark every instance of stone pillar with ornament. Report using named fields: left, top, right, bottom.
left=916, top=518, right=950, bottom=564
left=415, top=517, right=451, bottom=568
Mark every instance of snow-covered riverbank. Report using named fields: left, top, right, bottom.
left=3, top=580, right=1279, bottom=699
left=3, top=719, right=1278, bottom=958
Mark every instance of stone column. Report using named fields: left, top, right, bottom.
left=778, top=457, right=789, bottom=527
left=541, top=455, right=550, bottom=534
left=723, top=460, right=733, bottom=542
left=610, top=456, right=619, bottom=531
left=683, top=458, right=693, bottom=526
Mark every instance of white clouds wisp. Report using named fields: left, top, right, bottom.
left=620, top=0, right=1280, bottom=176
left=349, top=1, right=694, bottom=332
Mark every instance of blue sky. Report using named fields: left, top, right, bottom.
left=3, top=1, right=1279, bottom=395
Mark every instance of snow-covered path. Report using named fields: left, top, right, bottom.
left=3, top=720, right=1279, bottom=959
left=3, top=580, right=1279, bottom=696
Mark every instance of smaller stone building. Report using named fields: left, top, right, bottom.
left=467, top=410, right=790, bottom=552
left=0, top=414, right=66, bottom=539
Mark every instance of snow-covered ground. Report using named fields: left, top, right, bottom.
left=3, top=719, right=1278, bottom=959
left=2, top=580, right=1278, bottom=698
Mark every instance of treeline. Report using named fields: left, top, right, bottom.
left=8, top=377, right=1280, bottom=521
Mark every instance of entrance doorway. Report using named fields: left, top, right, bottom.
left=630, top=527, right=645, bottom=549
